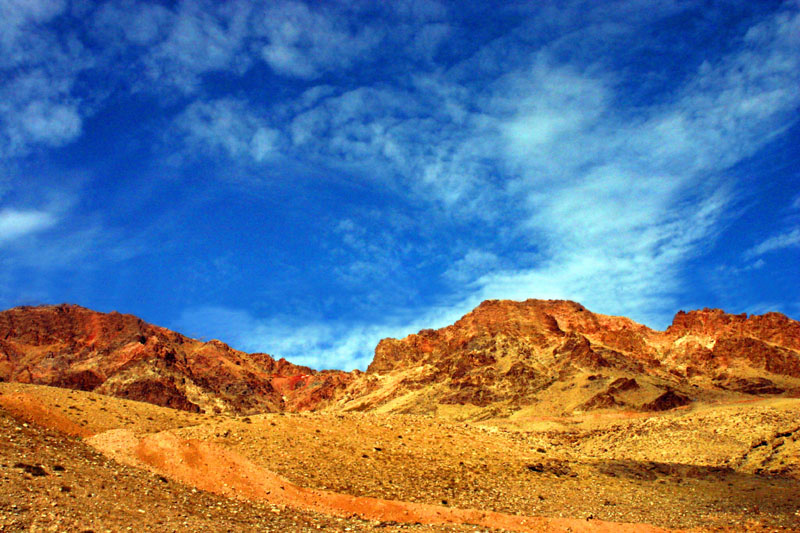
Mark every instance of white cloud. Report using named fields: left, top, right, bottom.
left=175, top=98, right=283, bottom=161
left=283, top=82, right=503, bottom=213
left=255, top=1, right=383, bottom=79
left=92, top=0, right=173, bottom=46
left=327, top=215, right=428, bottom=309
left=0, top=208, right=57, bottom=243
left=185, top=4, right=796, bottom=337
left=90, top=0, right=255, bottom=93
left=143, top=1, right=253, bottom=92
left=444, top=250, right=499, bottom=284
left=0, top=0, right=88, bottom=156
left=87, top=1, right=442, bottom=92
left=0, top=0, right=65, bottom=23
left=408, top=22, right=451, bottom=62
left=0, top=187, right=146, bottom=272
left=251, top=128, right=281, bottom=161
left=746, top=227, right=800, bottom=258
left=390, top=0, right=448, bottom=21
left=0, top=96, right=83, bottom=155
left=175, top=301, right=471, bottom=371
left=445, top=7, right=800, bottom=327
left=496, top=62, right=610, bottom=162
left=0, top=0, right=67, bottom=63
left=15, top=101, right=81, bottom=145
left=175, top=305, right=378, bottom=370
left=1, top=1, right=798, bottom=365
left=165, top=4, right=800, bottom=354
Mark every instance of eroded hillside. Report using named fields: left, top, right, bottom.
left=332, top=300, right=800, bottom=418
left=1, top=300, right=799, bottom=422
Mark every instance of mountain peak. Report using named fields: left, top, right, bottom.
left=2, top=300, right=799, bottom=418
left=356, top=299, right=800, bottom=415
left=0, top=304, right=353, bottom=415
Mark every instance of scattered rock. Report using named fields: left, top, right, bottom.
left=13, top=463, right=47, bottom=476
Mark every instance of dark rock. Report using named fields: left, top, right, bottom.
left=608, top=377, right=639, bottom=393
left=642, top=390, right=691, bottom=411
left=714, top=376, right=785, bottom=395
left=14, top=462, right=47, bottom=476
left=579, top=392, right=621, bottom=410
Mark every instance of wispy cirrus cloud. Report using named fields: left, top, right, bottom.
left=91, top=0, right=173, bottom=46
left=0, top=0, right=88, bottom=157
left=175, top=305, right=378, bottom=369
left=91, top=0, right=254, bottom=94
left=0, top=0, right=67, bottom=64
left=459, top=6, right=800, bottom=324
left=209, top=3, right=800, bottom=362
left=746, top=228, right=800, bottom=258
left=0, top=208, right=58, bottom=244
left=1, top=1, right=798, bottom=368
left=175, top=300, right=472, bottom=370
left=744, top=184, right=800, bottom=260
left=144, top=2, right=253, bottom=92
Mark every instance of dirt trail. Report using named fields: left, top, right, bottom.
left=87, top=428, right=674, bottom=533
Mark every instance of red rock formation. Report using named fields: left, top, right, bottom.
left=663, top=309, right=800, bottom=376
left=666, top=309, right=800, bottom=352
left=2, top=300, right=799, bottom=416
left=362, top=299, right=800, bottom=412
left=579, top=391, right=622, bottom=411
left=0, top=304, right=352, bottom=414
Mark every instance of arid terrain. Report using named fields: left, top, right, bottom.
left=1, top=300, right=799, bottom=531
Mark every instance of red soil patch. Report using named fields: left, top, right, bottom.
left=88, top=428, right=676, bottom=533
left=0, top=392, right=92, bottom=438
left=269, top=374, right=311, bottom=395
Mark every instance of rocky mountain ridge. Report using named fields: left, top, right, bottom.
left=0, top=304, right=353, bottom=415
left=1, top=300, right=799, bottom=417
left=341, top=299, right=800, bottom=416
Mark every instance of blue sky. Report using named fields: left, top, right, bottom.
left=1, top=0, right=799, bottom=370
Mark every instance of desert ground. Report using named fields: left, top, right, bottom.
left=1, top=381, right=798, bottom=532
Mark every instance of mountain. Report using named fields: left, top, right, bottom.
left=0, top=304, right=354, bottom=415
left=333, top=299, right=800, bottom=417
left=3, top=301, right=800, bottom=532
left=1, top=300, right=799, bottom=418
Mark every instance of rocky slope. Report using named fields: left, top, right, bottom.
left=0, top=304, right=354, bottom=415
left=334, top=300, right=800, bottom=416
left=1, top=300, right=799, bottom=418
left=3, top=381, right=799, bottom=531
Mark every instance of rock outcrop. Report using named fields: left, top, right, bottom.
left=345, top=300, right=800, bottom=416
left=0, top=304, right=353, bottom=415
left=2, top=300, right=799, bottom=417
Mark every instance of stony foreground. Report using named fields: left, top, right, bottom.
left=1, top=382, right=799, bottom=532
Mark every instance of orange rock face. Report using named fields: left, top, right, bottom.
left=364, top=299, right=800, bottom=411
left=2, top=300, right=799, bottom=416
left=0, top=304, right=353, bottom=414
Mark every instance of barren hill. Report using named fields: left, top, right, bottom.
left=2, top=301, right=800, bottom=531
left=335, top=299, right=800, bottom=417
left=1, top=300, right=799, bottom=419
left=2, top=381, right=798, bottom=531
left=0, top=304, right=353, bottom=415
